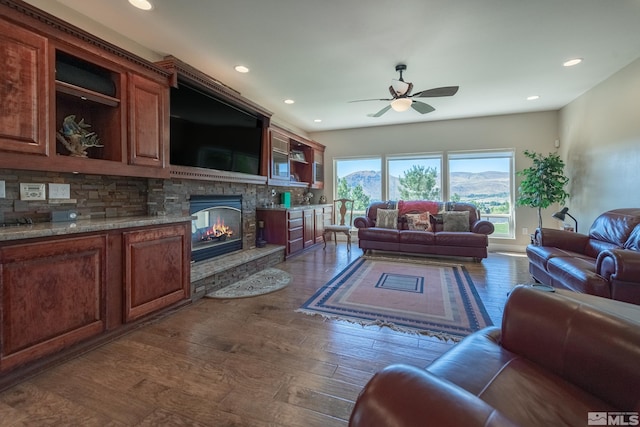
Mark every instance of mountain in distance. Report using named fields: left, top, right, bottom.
left=342, top=170, right=509, bottom=201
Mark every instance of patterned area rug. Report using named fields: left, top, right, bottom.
left=296, top=256, right=492, bottom=341
left=205, top=268, right=291, bottom=299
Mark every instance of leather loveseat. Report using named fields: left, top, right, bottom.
left=354, top=200, right=494, bottom=261
left=349, top=285, right=640, bottom=427
left=527, top=208, right=640, bottom=305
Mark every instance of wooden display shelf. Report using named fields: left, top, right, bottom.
left=56, top=81, right=120, bottom=107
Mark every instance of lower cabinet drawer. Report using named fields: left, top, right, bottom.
left=288, top=238, right=303, bottom=254
left=289, top=226, right=303, bottom=240
left=288, top=210, right=303, bottom=220
left=289, top=218, right=303, bottom=228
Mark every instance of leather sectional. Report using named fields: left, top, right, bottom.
left=527, top=208, right=640, bottom=304
left=354, top=200, right=495, bottom=261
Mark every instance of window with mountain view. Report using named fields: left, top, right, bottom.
left=333, top=151, right=514, bottom=238
left=335, top=157, right=382, bottom=225
left=447, top=150, right=514, bottom=238
left=388, top=154, right=442, bottom=201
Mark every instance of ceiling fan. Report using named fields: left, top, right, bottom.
left=350, top=64, right=459, bottom=117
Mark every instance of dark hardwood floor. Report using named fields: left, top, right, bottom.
left=0, top=244, right=532, bottom=426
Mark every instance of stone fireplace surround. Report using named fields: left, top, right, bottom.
left=0, top=168, right=314, bottom=299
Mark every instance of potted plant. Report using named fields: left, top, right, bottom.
left=516, top=150, right=569, bottom=229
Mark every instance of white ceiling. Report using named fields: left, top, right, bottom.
left=31, top=0, right=640, bottom=132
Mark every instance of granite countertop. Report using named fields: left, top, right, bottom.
left=0, top=215, right=193, bottom=242
left=257, top=204, right=331, bottom=211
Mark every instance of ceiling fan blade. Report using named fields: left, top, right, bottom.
left=368, top=105, right=392, bottom=117
left=413, top=86, right=459, bottom=98
left=349, top=98, right=393, bottom=103
left=411, top=101, right=435, bottom=114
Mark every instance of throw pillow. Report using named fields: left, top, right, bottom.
left=376, top=209, right=399, bottom=229
left=429, top=213, right=444, bottom=231
left=405, top=213, right=431, bottom=231
left=442, top=211, right=470, bottom=232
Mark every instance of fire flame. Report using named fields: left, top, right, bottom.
left=202, top=217, right=234, bottom=241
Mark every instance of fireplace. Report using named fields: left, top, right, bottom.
left=190, top=195, right=242, bottom=262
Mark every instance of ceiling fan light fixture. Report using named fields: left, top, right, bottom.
left=390, top=98, right=412, bottom=112
left=128, top=0, right=153, bottom=11
left=391, top=79, right=410, bottom=96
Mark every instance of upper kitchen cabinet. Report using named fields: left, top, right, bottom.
left=269, top=125, right=325, bottom=188
left=54, top=49, right=125, bottom=163
left=269, top=127, right=291, bottom=185
left=128, top=72, right=168, bottom=168
left=0, top=0, right=171, bottom=178
left=0, top=17, right=48, bottom=155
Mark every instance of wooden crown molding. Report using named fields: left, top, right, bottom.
left=157, top=55, right=273, bottom=119
left=0, top=0, right=170, bottom=79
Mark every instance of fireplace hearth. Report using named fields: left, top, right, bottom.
left=190, top=195, right=242, bottom=262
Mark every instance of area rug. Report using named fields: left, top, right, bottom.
left=296, top=256, right=492, bottom=341
left=205, top=268, right=291, bottom=299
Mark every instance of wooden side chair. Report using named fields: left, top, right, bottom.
left=323, top=198, right=354, bottom=251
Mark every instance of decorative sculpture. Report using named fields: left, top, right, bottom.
left=56, top=115, right=103, bottom=157
left=303, top=191, right=314, bottom=205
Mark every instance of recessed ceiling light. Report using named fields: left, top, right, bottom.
left=563, top=58, right=583, bottom=67
left=128, top=0, right=153, bottom=10
left=314, top=119, right=322, bottom=123
left=234, top=65, right=249, bottom=73
left=284, top=99, right=295, bottom=104
left=527, top=95, right=540, bottom=101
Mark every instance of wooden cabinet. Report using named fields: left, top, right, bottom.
left=312, top=148, right=325, bottom=189
left=257, top=206, right=330, bottom=257
left=267, top=125, right=325, bottom=188
left=0, top=235, right=107, bottom=371
left=128, top=73, right=168, bottom=168
left=123, top=224, right=189, bottom=321
left=269, top=128, right=290, bottom=184
left=0, top=220, right=190, bottom=375
left=303, top=209, right=315, bottom=248
left=287, top=210, right=304, bottom=254
left=0, top=2, right=171, bottom=178
left=0, top=18, right=48, bottom=155
left=54, top=49, right=125, bottom=162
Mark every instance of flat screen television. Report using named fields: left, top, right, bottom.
left=169, top=80, right=263, bottom=175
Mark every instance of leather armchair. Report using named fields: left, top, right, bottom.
left=349, top=285, right=640, bottom=427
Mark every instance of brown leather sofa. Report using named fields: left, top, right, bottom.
left=349, top=285, right=640, bottom=427
left=527, top=208, right=640, bottom=304
left=354, top=201, right=494, bottom=261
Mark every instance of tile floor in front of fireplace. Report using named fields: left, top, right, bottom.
left=0, top=245, right=532, bottom=426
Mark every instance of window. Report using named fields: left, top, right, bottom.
left=334, top=157, right=382, bottom=225
left=332, top=151, right=515, bottom=238
left=447, top=150, right=514, bottom=238
left=387, top=154, right=442, bottom=201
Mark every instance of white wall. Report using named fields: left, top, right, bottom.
left=559, top=57, right=640, bottom=229
left=310, top=111, right=559, bottom=250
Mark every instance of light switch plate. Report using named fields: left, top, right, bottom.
left=20, top=183, right=46, bottom=201
left=0, top=180, right=5, bottom=198
left=49, top=183, right=70, bottom=199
